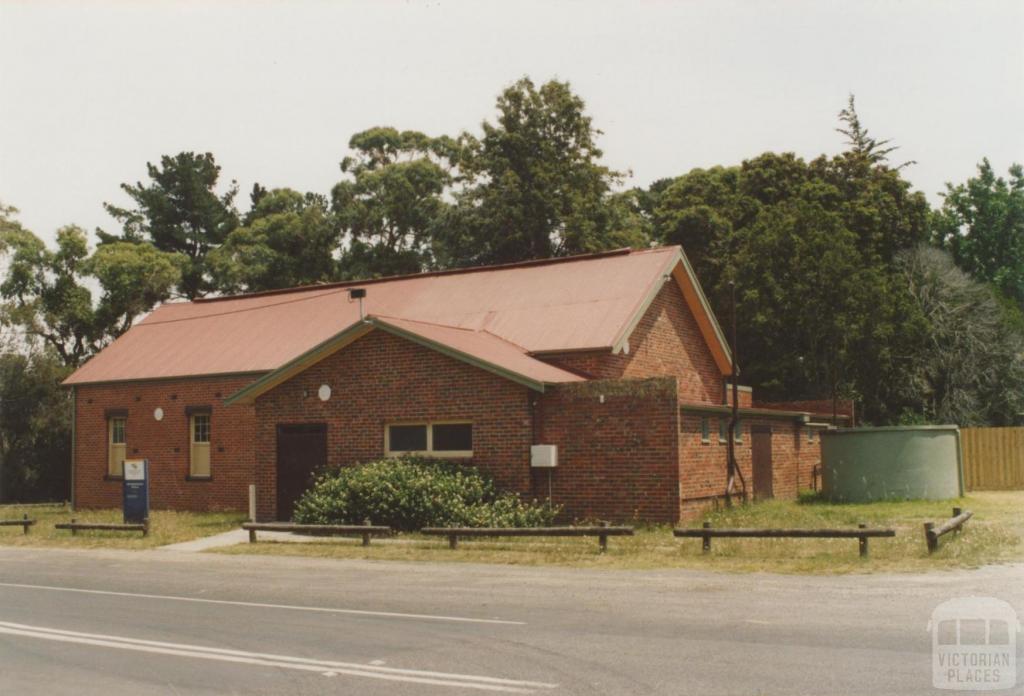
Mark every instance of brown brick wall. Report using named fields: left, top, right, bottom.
left=253, top=330, right=534, bottom=521
left=677, top=414, right=822, bottom=518
left=540, top=282, right=724, bottom=404
left=535, top=378, right=680, bottom=523
left=73, top=375, right=259, bottom=512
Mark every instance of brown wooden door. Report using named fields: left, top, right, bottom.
left=751, top=426, right=773, bottom=500
left=276, top=424, right=327, bottom=521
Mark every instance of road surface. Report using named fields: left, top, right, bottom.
left=0, top=546, right=1020, bottom=695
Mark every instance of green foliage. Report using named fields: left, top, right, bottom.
left=649, top=101, right=934, bottom=424
left=209, top=189, right=340, bottom=293
left=0, top=206, right=183, bottom=365
left=0, top=349, right=71, bottom=503
left=891, top=246, right=1024, bottom=425
left=102, top=152, right=240, bottom=299
left=932, top=159, right=1024, bottom=307
left=437, top=78, right=644, bottom=267
left=293, top=456, right=559, bottom=531
left=332, top=128, right=454, bottom=278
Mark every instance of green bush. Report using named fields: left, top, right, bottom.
left=293, top=456, right=559, bottom=531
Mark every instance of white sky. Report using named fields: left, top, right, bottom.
left=2, top=0, right=1022, bottom=246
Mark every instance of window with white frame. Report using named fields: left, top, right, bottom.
left=386, top=422, right=473, bottom=457
left=700, top=417, right=710, bottom=444
left=108, top=417, right=126, bottom=477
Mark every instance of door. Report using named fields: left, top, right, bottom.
left=276, top=424, right=327, bottom=521
left=751, top=425, right=773, bottom=501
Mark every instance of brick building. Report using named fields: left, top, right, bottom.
left=65, top=246, right=846, bottom=522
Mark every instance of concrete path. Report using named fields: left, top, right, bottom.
left=157, top=528, right=343, bottom=552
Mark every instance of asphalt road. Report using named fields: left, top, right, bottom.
left=0, top=546, right=1020, bottom=695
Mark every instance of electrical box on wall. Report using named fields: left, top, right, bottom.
left=530, top=444, right=558, bottom=468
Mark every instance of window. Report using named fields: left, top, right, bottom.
left=190, top=413, right=211, bottom=477
left=700, top=417, right=710, bottom=444
left=108, top=417, right=126, bottom=477
left=718, top=418, right=727, bottom=444
left=807, top=427, right=815, bottom=443
left=386, top=422, right=473, bottom=457
left=734, top=419, right=743, bottom=443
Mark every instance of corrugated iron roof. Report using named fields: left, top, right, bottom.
left=64, top=245, right=723, bottom=386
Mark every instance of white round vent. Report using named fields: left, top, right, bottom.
left=154, top=407, right=164, bottom=421
left=318, top=384, right=332, bottom=402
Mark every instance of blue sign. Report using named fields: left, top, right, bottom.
left=123, top=459, right=149, bottom=524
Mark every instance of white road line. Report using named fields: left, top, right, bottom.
left=0, top=621, right=558, bottom=693
left=0, top=582, right=523, bottom=625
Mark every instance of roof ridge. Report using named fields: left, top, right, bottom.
left=193, top=246, right=674, bottom=305
left=373, top=314, right=534, bottom=354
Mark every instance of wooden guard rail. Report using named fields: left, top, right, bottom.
left=924, top=507, right=973, bottom=553
left=420, top=524, right=634, bottom=552
left=56, top=517, right=149, bottom=537
left=674, top=522, right=895, bottom=557
left=0, top=514, right=35, bottom=534
left=242, top=520, right=391, bottom=545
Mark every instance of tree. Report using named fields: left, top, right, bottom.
left=209, top=189, right=340, bottom=293
left=0, top=205, right=183, bottom=366
left=0, top=348, right=71, bottom=503
left=932, top=159, right=1024, bottom=307
left=836, top=94, right=913, bottom=168
left=437, top=78, right=635, bottom=267
left=893, top=246, right=1024, bottom=425
left=648, top=103, right=931, bottom=423
left=332, top=128, right=455, bottom=278
left=102, top=152, right=239, bottom=298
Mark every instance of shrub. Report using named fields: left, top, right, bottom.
left=293, top=456, right=559, bottom=531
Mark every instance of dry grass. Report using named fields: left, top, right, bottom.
left=0, top=504, right=245, bottom=549
left=211, top=492, right=1024, bottom=574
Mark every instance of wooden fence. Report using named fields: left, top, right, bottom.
left=961, top=427, right=1024, bottom=491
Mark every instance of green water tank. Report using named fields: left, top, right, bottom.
left=821, top=425, right=964, bottom=502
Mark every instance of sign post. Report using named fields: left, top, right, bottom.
left=123, top=459, right=149, bottom=524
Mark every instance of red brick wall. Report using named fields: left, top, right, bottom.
left=253, top=330, right=534, bottom=521
left=535, top=378, right=680, bottom=523
left=541, top=281, right=724, bottom=404
left=73, top=375, right=259, bottom=512
left=677, top=414, right=821, bottom=518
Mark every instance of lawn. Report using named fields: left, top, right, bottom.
left=0, top=504, right=245, bottom=549
left=210, top=491, right=1024, bottom=574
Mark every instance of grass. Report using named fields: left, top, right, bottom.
left=0, top=504, right=245, bottom=549
left=210, top=491, right=1024, bottom=574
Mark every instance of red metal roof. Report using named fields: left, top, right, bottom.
left=64, top=246, right=712, bottom=386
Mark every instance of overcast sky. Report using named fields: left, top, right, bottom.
left=2, top=0, right=1022, bottom=245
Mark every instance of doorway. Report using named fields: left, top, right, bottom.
left=751, top=425, right=774, bottom=500
left=276, top=423, right=327, bottom=521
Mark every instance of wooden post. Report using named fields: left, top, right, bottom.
left=924, top=522, right=937, bottom=553
left=362, top=518, right=371, bottom=547
left=448, top=526, right=458, bottom=550
left=858, top=523, right=868, bottom=558
left=702, top=522, right=712, bottom=553
left=952, top=507, right=962, bottom=534
left=71, top=517, right=77, bottom=536
left=599, top=521, right=609, bottom=553
left=142, top=518, right=149, bottom=538
left=22, top=513, right=29, bottom=535
left=248, top=528, right=257, bottom=543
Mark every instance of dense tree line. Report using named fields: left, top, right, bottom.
left=1, top=79, right=1021, bottom=500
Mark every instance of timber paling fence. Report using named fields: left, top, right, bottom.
left=961, top=427, right=1024, bottom=491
